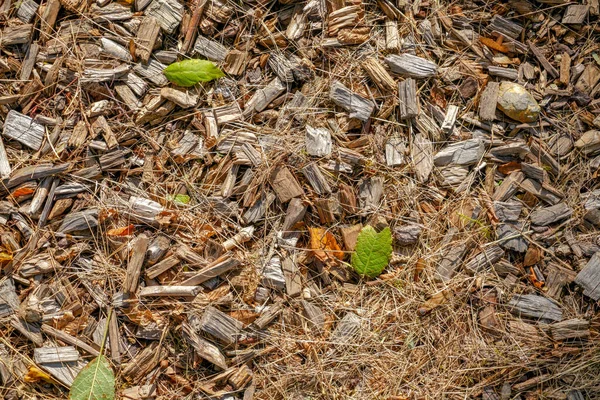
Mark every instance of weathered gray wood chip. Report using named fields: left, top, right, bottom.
left=508, top=294, right=563, bottom=322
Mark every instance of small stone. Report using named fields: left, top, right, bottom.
left=496, top=82, right=540, bottom=123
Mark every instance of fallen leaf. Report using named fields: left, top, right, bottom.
left=11, top=187, right=35, bottom=197
left=430, top=84, right=447, bottom=109
left=414, top=258, right=426, bottom=282
left=418, top=290, right=450, bottom=316
left=24, top=366, right=54, bottom=384
left=0, top=252, right=13, bottom=263
left=523, top=246, right=542, bottom=267
left=107, top=224, right=135, bottom=236
left=498, top=161, right=522, bottom=175
left=308, top=227, right=344, bottom=261
left=528, top=267, right=545, bottom=289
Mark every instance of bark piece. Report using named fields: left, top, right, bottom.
left=301, top=300, right=324, bottom=333
left=302, top=163, right=331, bottom=195
left=34, top=347, right=79, bottom=364
left=549, top=319, right=589, bottom=340
left=0, top=24, right=33, bottom=46
left=433, top=139, right=484, bottom=166
left=528, top=41, right=559, bottom=78
left=398, top=78, right=418, bottom=120
left=41, top=324, right=100, bottom=357
left=182, top=320, right=227, bottom=369
left=574, top=252, right=600, bottom=301
left=282, top=256, right=302, bottom=297
left=411, top=133, right=433, bottom=182
left=245, top=78, right=286, bottom=113
left=508, top=294, right=563, bottom=322
left=269, top=166, right=304, bottom=203
left=478, top=82, right=499, bottom=121
left=385, top=138, right=406, bottom=167
left=331, top=312, right=361, bottom=344
left=562, top=5, right=589, bottom=24
left=530, top=203, right=573, bottom=226
left=329, top=81, right=374, bottom=122
left=464, top=245, right=504, bottom=274
left=58, top=209, right=98, bottom=233
left=281, top=198, right=307, bottom=233
left=197, top=306, right=244, bottom=345
left=145, top=256, right=180, bottom=279
left=494, top=200, right=522, bottom=222
left=122, top=342, right=167, bottom=381
left=497, top=222, right=527, bottom=253
left=441, top=105, right=459, bottom=133
left=394, top=224, right=422, bottom=246
left=2, top=110, right=45, bottom=151
left=145, top=0, right=184, bottom=34
left=181, top=256, right=239, bottom=286
left=305, top=126, right=332, bottom=157
left=135, top=16, right=161, bottom=63
left=193, top=35, right=228, bottom=62
left=362, top=57, right=396, bottom=92
left=139, top=286, right=201, bottom=297
left=0, top=278, right=19, bottom=318
left=489, top=15, right=523, bottom=39
left=384, top=54, right=437, bottom=78
left=261, top=256, right=285, bottom=291
left=124, top=234, right=149, bottom=294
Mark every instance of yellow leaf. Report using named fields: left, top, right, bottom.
left=0, top=252, right=13, bottom=262
left=24, top=366, right=54, bottom=384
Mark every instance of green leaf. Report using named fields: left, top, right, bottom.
left=351, top=226, right=392, bottom=278
left=69, top=355, right=115, bottom=400
left=163, top=59, right=225, bottom=87
left=174, top=194, right=190, bottom=204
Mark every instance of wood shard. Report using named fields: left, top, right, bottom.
left=269, top=166, right=304, bottom=203
left=508, top=294, right=563, bottom=322
left=2, top=110, right=45, bottom=151
left=479, top=82, right=499, bottom=121
left=385, top=54, right=437, bottom=78
left=197, top=306, right=244, bottom=345
left=329, top=81, right=375, bottom=122
left=574, top=252, right=600, bottom=300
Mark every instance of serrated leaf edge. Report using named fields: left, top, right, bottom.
left=351, top=226, right=392, bottom=278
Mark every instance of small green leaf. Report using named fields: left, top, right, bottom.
left=174, top=194, right=190, bottom=204
left=163, top=59, right=225, bottom=87
left=69, top=355, right=115, bottom=400
left=351, top=226, right=393, bottom=278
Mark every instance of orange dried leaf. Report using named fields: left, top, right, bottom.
left=107, top=224, right=135, bottom=236
left=528, top=267, right=545, bottom=289
left=479, top=37, right=510, bottom=53
left=11, top=187, right=35, bottom=197
left=308, top=227, right=344, bottom=261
